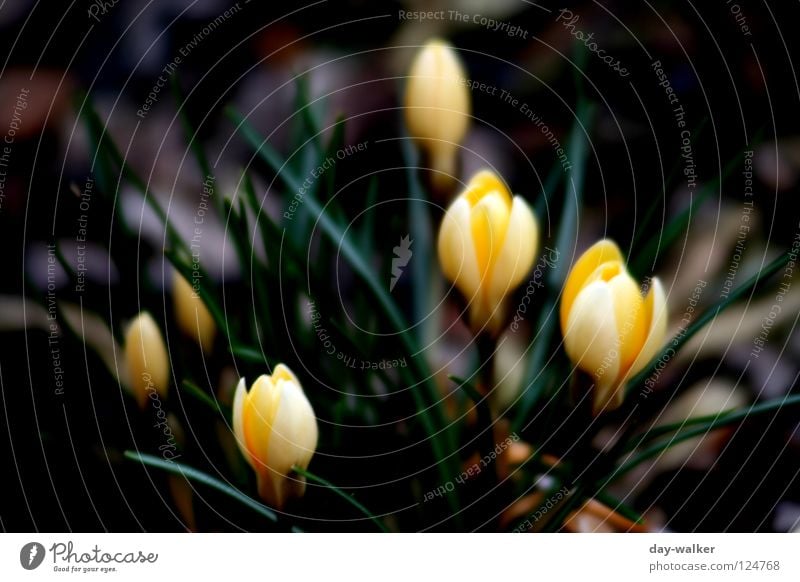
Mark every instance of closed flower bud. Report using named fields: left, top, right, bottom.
left=173, top=271, right=216, bottom=353
left=438, top=170, right=538, bottom=335
left=124, top=312, right=170, bottom=409
left=491, top=330, right=527, bottom=414
left=560, top=240, right=668, bottom=414
left=232, top=364, right=318, bottom=509
left=405, top=39, right=470, bottom=189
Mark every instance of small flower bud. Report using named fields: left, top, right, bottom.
left=560, top=240, right=668, bottom=413
left=232, top=364, right=318, bottom=509
left=438, top=170, right=538, bottom=335
left=124, top=312, right=170, bottom=409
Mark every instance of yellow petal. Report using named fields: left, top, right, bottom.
left=232, top=377, right=250, bottom=466
left=262, top=379, right=319, bottom=508
left=271, top=363, right=300, bottom=387
left=560, top=239, right=624, bottom=333
left=266, top=379, right=318, bottom=474
left=625, top=277, right=668, bottom=379
left=124, top=312, right=170, bottom=408
left=469, top=190, right=510, bottom=279
left=487, top=195, right=538, bottom=309
left=404, top=39, right=470, bottom=146
left=438, top=197, right=481, bottom=299
left=605, top=270, right=647, bottom=373
left=463, top=170, right=511, bottom=207
left=563, top=281, right=620, bottom=392
left=242, top=374, right=280, bottom=468
left=173, top=271, right=216, bottom=353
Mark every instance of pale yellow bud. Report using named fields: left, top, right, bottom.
left=405, top=39, right=471, bottom=188
left=492, top=330, right=527, bottom=413
left=124, top=312, right=170, bottom=409
left=560, top=240, right=668, bottom=414
left=173, top=271, right=216, bottom=353
left=438, top=170, right=538, bottom=335
left=232, top=364, right=318, bottom=509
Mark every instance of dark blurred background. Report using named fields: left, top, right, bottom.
left=1, top=0, right=798, bottom=532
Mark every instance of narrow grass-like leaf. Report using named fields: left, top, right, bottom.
left=292, top=465, right=388, bottom=532
left=403, top=137, right=433, bottom=343
left=171, top=76, right=221, bottom=215
left=608, top=395, right=799, bottom=483
left=625, top=251, right=792, bottom=397
left=533, top=162, right=562, bottom=219
left=622, top=393, right=800, bottom=454
left=630, top=116, right=709, bottom=256
left=359, top=176, right=379, bottom=248
left=512, top=99, right=596, bottom=432
left=632, top=134, right=763, bottom=277
left=180, top=379, right=229, bottom=416
left=593, top=490, right=645, bottom=525
left=124, top=451, right=279, bottom=524
left=228, top=106, right=461, bottom=513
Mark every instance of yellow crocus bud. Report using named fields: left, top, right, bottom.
left=173, top=271, right=216, bottom=353
left=124, top=312, right=170, bottom=409
left=405, top=39, right=471, bottom=189
left=560, top=239, right=668, bottom=414
left=232, top=364, right=318, bottom=509
left=437, top=170, right=539, bottom=335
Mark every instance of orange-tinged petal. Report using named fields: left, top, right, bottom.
left=606, top=271, right=647, bottom=373
left=469, top=190, right=510, bottom=279
left=124, top=312, right=170, bottom=408
left=271, top=363, right=300, bottom=387
left=487, top=195, right=538, bottom=309
left=242, top=375, right=280, bottom=469
left=463, top=169, right=511, bottom=207
left=625, top=277, right=668, bottom=380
